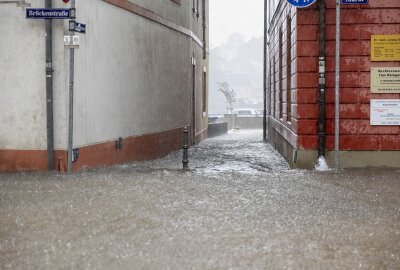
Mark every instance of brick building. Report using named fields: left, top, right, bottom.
left=267, top=0, right=400, bottom=168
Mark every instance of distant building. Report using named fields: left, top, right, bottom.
left=267, top=0, right=400, bottom=168
left=0, top=0, right=209, bottom=171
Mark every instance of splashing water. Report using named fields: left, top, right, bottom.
left=315, top=156, right=330, bottom=171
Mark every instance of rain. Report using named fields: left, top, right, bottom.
left=1, top=130, right=399, bottom=269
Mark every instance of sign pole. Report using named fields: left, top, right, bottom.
left=335, top=0, right=341, bottom=171
left=67, top=0, right=76, bottom=174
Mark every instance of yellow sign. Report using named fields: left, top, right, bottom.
left=371, top=68, right=400, bottom=93
left=371, top=35, right=400, bottom=62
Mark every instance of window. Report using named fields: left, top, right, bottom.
left=191, top=58, right=196, bottom=144
left=286, top=16, right=292, bottom=123
left=278, top=28, right=283, bottom=120
left=202, top=68, right=207, bottom=114
left=272, top=55, right=276, bottom=117
left=269, top=62, right=272, bottom=116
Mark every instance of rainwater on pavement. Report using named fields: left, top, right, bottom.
left=1, top=130, right=399, bottom=269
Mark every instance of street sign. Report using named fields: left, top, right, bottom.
left=286, top=0, right=317, bottom=8
left=341, top=0, right=368, bottom=4
left=74, top=22, right=86, bottom=34
left=26, top=8, right=72, bottom=19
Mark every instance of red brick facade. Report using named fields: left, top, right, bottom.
left=267, top=0, right=400, bottom=167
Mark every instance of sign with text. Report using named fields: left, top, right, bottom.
left=371, top=35, right=400, bottom=62
left=286, top=0, right=317, bottom=8
left=341, top=0, right=368, bottom=4
left=370, top=99, right=400, bottom=126
left=74, top=22, right=86, bottom=34
left=371, top=68, right=400, bottom=94
left=26, top=8, right=71, bottom=19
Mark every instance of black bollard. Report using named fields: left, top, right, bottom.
left=182, top=126, right=189, bottom=169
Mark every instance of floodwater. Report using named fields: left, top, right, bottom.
left=1, top=130, right=399, bottom=269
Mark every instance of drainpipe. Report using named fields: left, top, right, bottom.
left=263, top=0, right=268, bottom=142
left=335, top=0, right=341, bottom=170
left=45, top=0, right=54, bottom=170
left=202, top=0, right=206, bottom=59
left=317, top=0, right=326, bottom=158
left=67, top=0, right=76, bottom=173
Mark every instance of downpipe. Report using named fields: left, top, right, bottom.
left=263, top=0, right=268, bottom=142
left=45, top=0, right=54, bottom=170
left=202, top=0, right=207, bottom=59
left=317, top=0, right=326, bottom=159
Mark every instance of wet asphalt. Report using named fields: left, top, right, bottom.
left=1, top=130, right=399, bottom=269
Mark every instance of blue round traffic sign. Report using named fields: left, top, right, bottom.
left=287, top=0, right=317, bottom=8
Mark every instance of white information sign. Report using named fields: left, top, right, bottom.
left=63, top=35, right=80, bottom=48
left=370, top=99, right=400, bottom=126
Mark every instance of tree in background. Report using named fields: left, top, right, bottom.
left=217, top=82, right=236, bottom=114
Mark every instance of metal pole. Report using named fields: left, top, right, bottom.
left=318, top=0, right=326, bottom=158
left=335, top=0, right=341, bottom=170
left=182, top=126, right=189, bottom=169
left=45, top=0, right=54, bottom=170
left=263, top=0, right=268, bottom=142
left=67, top=0, right=76, bottom=174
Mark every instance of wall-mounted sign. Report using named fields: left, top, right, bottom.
left=371, top=68, right=400, bottom=94
left=72, top=148, right=79, bottom=163
left=371, top=35, right=400, bottom=62
left=370, top=99, right=400, bottom=126
left=69, top=21, right=86, bottom=34
left=64, top=35, right=80, bottom=48
left=26, top=8, right=72, bottom=19
left=74, top=22, right=86, bottom=34
left=286, top=0, right=317, bottom=8
left=341, top=0, right=368, bottom=4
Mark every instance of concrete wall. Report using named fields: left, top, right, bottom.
left=223, top=115, right=263, bottom=130
left=73, top=0, right=189, bottom=146
left=208, top=122, right=228, bottom=138
left=0, top=0, right=208, bottom=171
left=0, top=0, right=67, bottom=150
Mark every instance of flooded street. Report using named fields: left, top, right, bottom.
left=1, top=130, right=399, bottom=269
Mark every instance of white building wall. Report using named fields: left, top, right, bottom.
left=0, top=1, right=47, bottom=150
left=0, top=0, right=207, bottom=156
left=72, top=0, right=192, bottom=147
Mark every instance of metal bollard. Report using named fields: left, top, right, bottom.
left=182, top=126, right=189, bottom=169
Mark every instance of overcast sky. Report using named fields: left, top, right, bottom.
left=209, top=0, right=264, bottom=48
